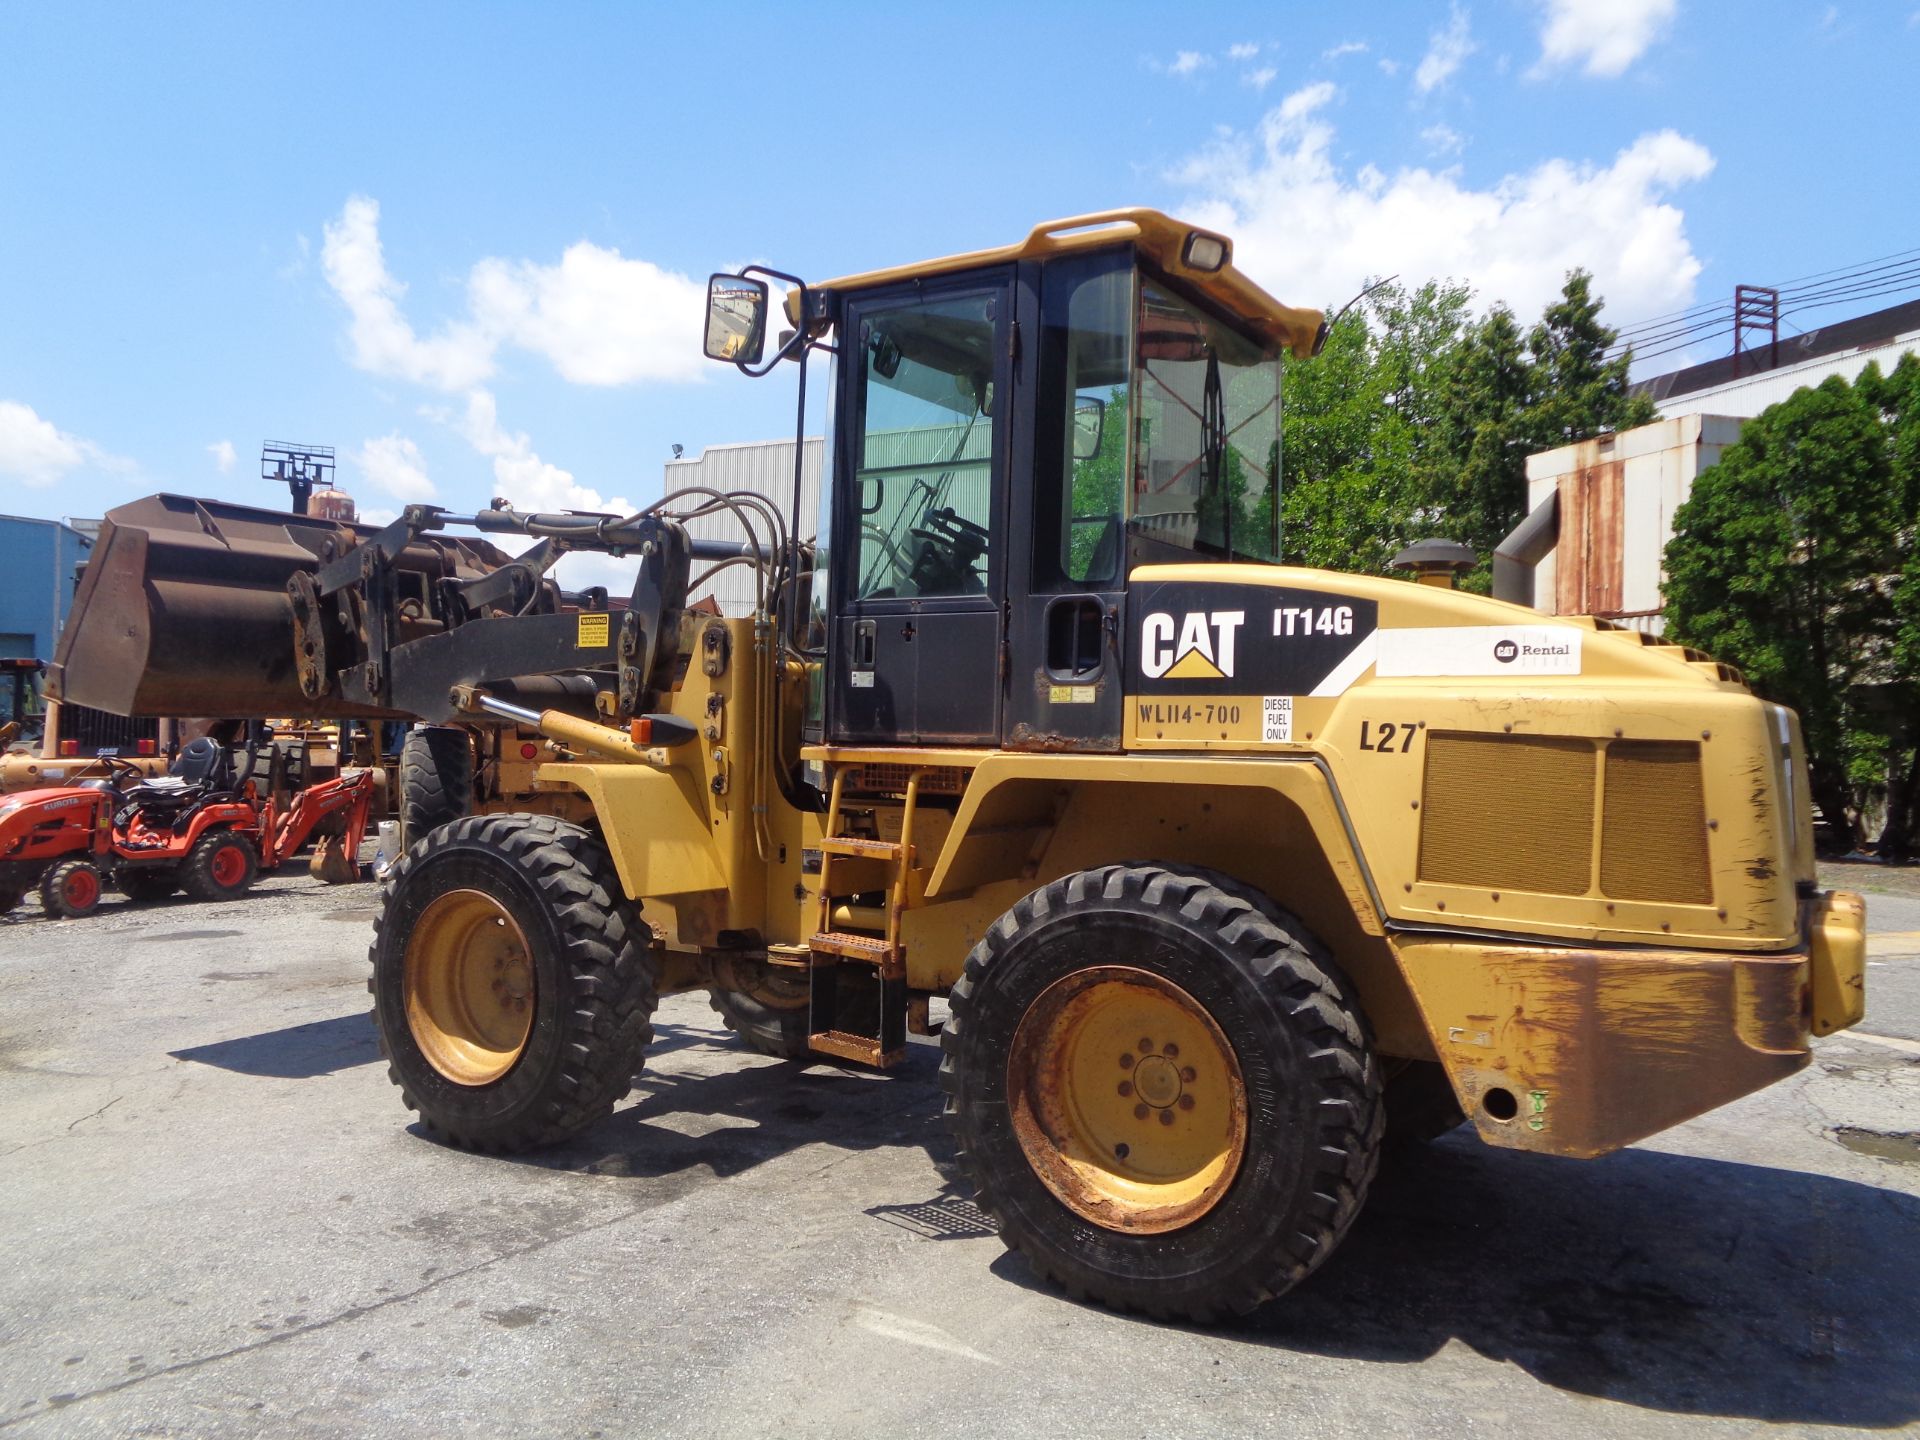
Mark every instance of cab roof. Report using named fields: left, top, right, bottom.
left=800, top=208, right=1328, bottom=359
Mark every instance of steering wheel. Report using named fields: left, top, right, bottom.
left=905, top=507, right=991, bottom=593
left=98, top=753, right=146, bottom=794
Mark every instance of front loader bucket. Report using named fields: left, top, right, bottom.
left=49, top=494, right=512, bottom=719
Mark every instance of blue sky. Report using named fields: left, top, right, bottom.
left=1, top=1, right=1915, bottom=530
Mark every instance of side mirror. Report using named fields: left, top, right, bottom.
left=1073, top=395, right=1106, bottom=461
left=704, top=274, right=769, bottom=365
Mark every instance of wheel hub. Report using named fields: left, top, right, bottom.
left=1007, top=965, right=1248, bottom=1234
left=404, top=889, right=536, bottom=1086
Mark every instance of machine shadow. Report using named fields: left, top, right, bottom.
left=994, top=1134, right=1920, bottom=1428
left=499, top=1027, right=955, bottom=1186
left=170, top=1010, right=381, bottom=1077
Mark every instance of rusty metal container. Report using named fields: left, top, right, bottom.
left=48, top=494, right=511, bottom=719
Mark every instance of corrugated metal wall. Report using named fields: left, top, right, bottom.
left=663, top=439, right=824, bottom=615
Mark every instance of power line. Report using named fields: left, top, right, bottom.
left=1604, top=241, right=1920, bottom=366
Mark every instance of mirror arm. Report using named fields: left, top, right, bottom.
left=733, top=264, right=814, bottom=379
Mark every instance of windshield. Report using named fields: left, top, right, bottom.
left=1131, top=275, right=1282, bottom=564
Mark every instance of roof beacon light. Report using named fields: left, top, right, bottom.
left=1183, top=231, right=1228, bottom=273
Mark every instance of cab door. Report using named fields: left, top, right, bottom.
left=830, top=273, right=1013, bottom=746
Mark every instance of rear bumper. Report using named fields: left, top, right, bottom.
left=1392, top=890, right=1865, bottom=1159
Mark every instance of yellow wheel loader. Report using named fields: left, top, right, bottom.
left=50, top=210, right=1867, bottom=1321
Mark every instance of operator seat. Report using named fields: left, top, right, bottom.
left=121, top=738, right=239, bottom=818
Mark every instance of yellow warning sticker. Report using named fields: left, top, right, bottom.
left=576, top=612, right=611, bottom=649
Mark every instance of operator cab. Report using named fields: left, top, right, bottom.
left=704, top=210, right=1325, bottom=754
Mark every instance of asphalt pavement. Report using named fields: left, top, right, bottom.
left=2, top=872, right=1916, bottom=1439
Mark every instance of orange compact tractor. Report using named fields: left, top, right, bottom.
left=0, top=737, right=374, bottom=918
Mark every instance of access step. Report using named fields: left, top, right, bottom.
left=818, top=836, right=904, bottom=861
left=808, top=1029, right=907, bottom=1068
left=808, top=930, right=903, bottom=973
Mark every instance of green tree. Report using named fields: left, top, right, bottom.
left=1430, top=303, right=1532, bottom=573
left=1280, top=269, right=1653, bottom=582
left=1663, top=375, right=1900, bottom=847
left=1857, top=354, right=1920, bottom=856
left=1525, top=269, right=1656, bottom=449
left=1279, top=279, right=1472, bottom=574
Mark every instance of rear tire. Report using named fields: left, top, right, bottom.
left=399, top=726, right=473, bottom=850
left=117, top=867, right=179, bottom=903
left=708, top=967, right=813, bottom=1059
left=369, top=814, right=658, bottom=1152
left=0, top=889, right=22, bottom=916
left=180, top=831, right=259, bottom=901
left=942, top=863, right=1383, bottom=1322
left=41, top=859, right=104, bottom=918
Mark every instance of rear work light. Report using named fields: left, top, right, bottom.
left=136, top=739, right=157, bottom=756
left=60, top=740, right=80, bottom=757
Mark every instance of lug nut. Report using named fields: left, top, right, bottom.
left=1118, top=1053, right=1135, bottom=1070
left=1138, top=1037, right=1153, bottom=1053
left=1117, top=1081, right=1134, bottom=1097
left=1158, top=1110, right=1175, bottom=1127
left=1178, top=1095, right=1195, bottom=1111
left=1162, top=1042, right=1180, bottom=1058
left=1180, top=1066, right=1197, bottom=1083
left=1134, top=1103, right=1150, bottom=1120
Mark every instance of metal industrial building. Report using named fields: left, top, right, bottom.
left=665, top=437, right=823, bottom=615
left=0, top=512, right=93, bottom=660
left=1516, top=296, right=1920, bottom=634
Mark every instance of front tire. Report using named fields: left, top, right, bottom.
left=399, top=726, right=474, bottom=850
left=180, top=830, right=258, bottom=901
left=942, top=864, right=1383, bottom=1321
left=42, top=859, right=104, bottom=918
left=369, top=814, right=658, bottom=1152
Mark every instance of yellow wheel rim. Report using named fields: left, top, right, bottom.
left=404, top=889, right=535, bottom=1086
left=1007, top=966, right=1247, bottom=1234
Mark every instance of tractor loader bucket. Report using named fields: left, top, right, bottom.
left=49, top=494, right=514, bottom=719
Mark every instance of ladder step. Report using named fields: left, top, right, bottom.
left=808, top=1029, right=907, bottom=1068
left=809, top=931, right=903, bottom=972
left=819, top=836, right=904, bottom=860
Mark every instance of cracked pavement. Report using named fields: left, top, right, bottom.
left=2, top=872, right=1917, bottom=1438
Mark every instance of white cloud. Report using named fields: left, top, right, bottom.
left=208, top=439, right=237, bottom=473
left=468, top=243, right=708, bottom=387
left=321, top=195, right=709, bottom=395
left=321, top=197, right=494, bottom=392
left=1415, top=6, right=1476, bottom=92
left=354, top=434, right=436, bottom=501
left=1244, top=66, right=1278, bottom=90
left=1227, top=42, right=1260, bottom=60
left=1169, top=50, right=1210, bottom=77
left=1378, top=56, right=1402, bottom=76
left=458, top=390, right=631, bottom=519
left=1421, top=123, right=1466, bottom=157
left=1175, top=83, right=1715, bottom=324
left=1323, top=40, right=1369, bottom=61
left=456, top=390, right=637, bottom=587
left=1534, top=0, right=1676, bottom=77
left=0, top=401, right=126, bottom=487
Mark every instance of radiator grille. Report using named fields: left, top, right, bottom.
left=1600, top=741, right=1712, bottom=903
left=842, top=763, right=969, bottom=797
left=1419, top=734, right=1595, bottom=895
